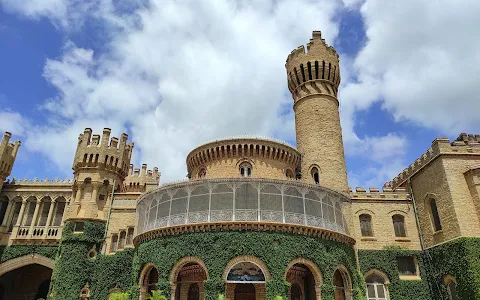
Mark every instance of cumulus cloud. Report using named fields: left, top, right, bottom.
left=344, top=0, right=480, bottom=135
left=17, top=0, right=342, bottom=181
left=0, top=111, right=28, bottom=136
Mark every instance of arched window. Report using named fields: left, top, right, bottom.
left=52, top=199, right=66, bottom=226
left=146, top=267, right=159, bottom=295
left=0, top=197, right=8, bottom=225
left=110, top=234, right=118, bottom=253
left=127, top=227, right=134, bottom=245
left=286, top=169, right=294, bottom=179
left=37, top=198, right=51, bottom=226
left=359, top=214, right=373, bottom=237
left=392, top=215, right=406, bottom=237
left=311, top=167, right=319, bottom=184
left=429, top=199, right=442, bottom=232
left=366, top=273, right=388, bottom=300
left=239, top=162, right=252, bottom=177
left=118, top=231, right=126, bottom=249
left=23, top=198, right=36, bottom=226
left=198, top=168, right=206, bottom=179
left=444, top=275, right=458, bottom=300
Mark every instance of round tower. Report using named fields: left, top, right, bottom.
left=65, top=128, right=134, bottom=221
left=286, top=31, right=348, bottom=192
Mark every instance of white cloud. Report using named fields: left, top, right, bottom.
left=0, top=111, right=28, bottom=136
left=344, top=0, right=480, bottom=135
left=17, top=0, right=343, bottom=182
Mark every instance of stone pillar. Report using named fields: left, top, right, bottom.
left=1, top=199, right=13, bottom=227
left=29, top=198, right=42, bottom=236
left=15, top=199, right=27, bottom=226
left=44, top=199, right=57, bottom=237
left=75, top=185, right=83, bottom=203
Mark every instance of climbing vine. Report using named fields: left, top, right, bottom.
left=133, top=231, right=365, bottom=300
left=0, top=244, right=58, bottom=263
left=358, top=247, right=430, bottom=300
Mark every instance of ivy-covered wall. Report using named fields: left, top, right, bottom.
left=358, top=248, right=431, bottom=300
left=48, top=220, right=135, bottom=300
left=133, top=231, right=364, bottom=300
left=0, top=244, right=58, bottom=263
left=421, top=237, right=480, bottom=300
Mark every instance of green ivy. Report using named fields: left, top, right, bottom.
left=421, top=237, right=480, bottom=300
left=0, top=244, right=58, bottom=262
left=358, top=248, right=430, bottom=300
left=133, top=231, right=365, bottom=300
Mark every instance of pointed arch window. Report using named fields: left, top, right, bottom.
left=239, top=162, right=252, bottom=177
left=366, top=273, right=387, bottom=300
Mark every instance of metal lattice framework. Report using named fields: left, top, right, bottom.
left=136, top=178, right=349, bottom=235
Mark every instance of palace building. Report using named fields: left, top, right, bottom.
left=0, top=31, right=478, bottom=300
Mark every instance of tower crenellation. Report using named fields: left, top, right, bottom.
left=66, top=128, right=134, bottom=221
left=286, top=31, right=348, bottom=193
left=72, top=128, right=134, bottom=179
left=286, top=31, right=341, bottom=102
left=0, top=132, right=21, bottom=188
left=123, top=163, right=160, bottom=192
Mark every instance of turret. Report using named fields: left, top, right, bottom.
left=0, top=132, right=21, bottom=189
left=123, top=164, right=161, bottom=192
left=286, top=31, right=348, bottom=193
left=65, top=128, right=134, bottom=221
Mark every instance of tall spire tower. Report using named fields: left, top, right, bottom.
left=286, top=31, right=348, bottom=192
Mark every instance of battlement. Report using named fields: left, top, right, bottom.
left=72, top=128, right=134, bottom=179
left=4, top=177, right=73, bottom=185
left=285, top=31, right=341, bottom=100
left=0, top=132, right=21, bottom=179
left=350, top=187, right=410, bottom=201
left=385, top=133, right=480, bottom=189
left=123, top=163, right=160, bottom=192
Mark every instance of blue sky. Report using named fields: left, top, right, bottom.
left=1, top=0, right=479, bottom=189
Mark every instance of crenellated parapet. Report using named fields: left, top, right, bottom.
left=4, top=177, right=73, bottom=185
left=385, top=133, right=480, bottom=189
left=123, top=164, right=160, bottom=192
left=0, top=132, right=21, bottom=183
left=286, top=31, right=341, bottom=103
left=350, top=187, right=410, bottom=201
left=72, top=128, right=134, bottom=180
left=186, top=137, right=301, bottom=180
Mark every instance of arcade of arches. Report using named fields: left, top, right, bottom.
left=139, top=256, right=354, bottom=300
left=0, top=262, right=53, bottom=300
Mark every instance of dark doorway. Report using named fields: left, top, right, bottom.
left=0, top=264, right=52, bottom=300
left=188, top=283, right=200, bottom=300
left=35, top=279, right=51, bottom=299
left=234, top=283, right=256, bottom=300
left=290, top=284, right=301, bottom=300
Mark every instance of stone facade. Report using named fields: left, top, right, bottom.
left=0, top=30, right=478, bottom=300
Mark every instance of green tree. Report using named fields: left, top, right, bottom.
left=146, top=290, right=167, bottom=300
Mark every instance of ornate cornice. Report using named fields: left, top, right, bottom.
left=134, top=221, right=355, bottom=247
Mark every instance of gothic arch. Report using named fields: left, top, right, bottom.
left=364, top=269, right=390, bottom=285
left=284, top=258, right=323, bottom=300
left=332, top=265, right=353, bottom=300
left=0, top=254, right=54, bottom=276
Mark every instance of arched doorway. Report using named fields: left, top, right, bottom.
left=225, top=260, right=267, bottom=300
left=333, top=267, right=351, bottom=300
left=285, top=259, right=322, bottom=300
left=139, top=264, right=159, bottom=300
left=234, top=283, right=255, bottom=300
left=0, top=264, right=52, bottom=299
left=173, top=262, right=207, bottom=300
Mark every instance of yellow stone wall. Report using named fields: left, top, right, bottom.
left=186, top=138, right=301, bottom=180
left=350, top=188, right=421, bottom=250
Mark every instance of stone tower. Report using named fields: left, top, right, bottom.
left=0, top=132, right=20, bottom=189
left=286, top=31, right=348, bottom=192
left=65, top=128, right=134, bottom=221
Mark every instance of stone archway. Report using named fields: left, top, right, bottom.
left=0, top=254, right=54, bottom=300
left=170, top=257, right=208, bottom=300
left=223, top=256, right=270, bottom=300
left=285, top=258, right=323, bottom=300
left=333, top=265, right=353, bottom=300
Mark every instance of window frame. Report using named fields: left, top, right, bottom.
left=428, top=198, right=442, bottom=232
left=359, top=214, right=374, bottom=237
left=392, top=214, right=407, bottom=238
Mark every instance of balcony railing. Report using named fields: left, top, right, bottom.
left=12, top=225, right=63, bottom=241
left=137, top=178, right=350, bottom=236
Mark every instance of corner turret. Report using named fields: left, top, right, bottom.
left=0, top=132, right=21, bottom=189
left=65, top=128, right=134, bottom=221
left=123, top=163, right=160, bottom=192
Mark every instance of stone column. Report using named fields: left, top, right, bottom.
left=1, top=199, right=13, bottom=227
left=15, top=199, right=27, bottom=226
left=75, top=185, right=83, bottom=203
left=29, top=198, right=42, bottom=237
left=44, top=199, right=57, bottom=237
